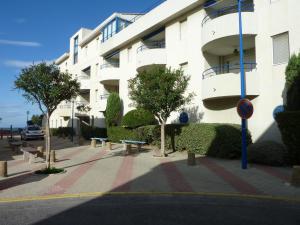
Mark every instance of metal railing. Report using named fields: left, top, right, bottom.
left=137, top=41, right=166, bottom=53
left=100, top=62, right=120, bottom=70
left=202, top=2, right=254, bottom=26
left=202, top=62, right=257, bottom=79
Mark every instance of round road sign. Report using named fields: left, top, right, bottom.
left=237, top=98, right=254, bottom=119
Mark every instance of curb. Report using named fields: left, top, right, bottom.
left=0, top=192, right=300, bottom=204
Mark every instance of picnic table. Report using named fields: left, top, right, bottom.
left=90, top=138, right=108, bottom=148
left=120, top=140, right=146, bottom=154
left=20, top=147, right=41, bottom=164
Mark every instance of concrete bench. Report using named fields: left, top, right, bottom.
left=120, top=140, right=146, bottom=153
left=91, top=138, right=108, bottom=148
left=20, top=147, right=41, bottom=164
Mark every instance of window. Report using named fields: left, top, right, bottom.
left=96, top=63, right=99, bottom=76
left=272, top=32, right=290, bottom=65
left=179, top=19, right=187, bottom=41
left=73, top=36, right=79, bottom=64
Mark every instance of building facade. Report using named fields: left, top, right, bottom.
left=50, top=0, right=300, bottom=142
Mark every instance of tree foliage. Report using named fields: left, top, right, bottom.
left=15, top=62, right=80, bottom=168
left=128, top=66, right=193, bottom=123
left=128, top=66, right=193, bottom=156
left=31, top=114, right=43, bottom=126
left=285, top=53, right=300, bottom=110
left=15, top=63, right=80, bottom=115
left=105, top=92, right=122, bottom=127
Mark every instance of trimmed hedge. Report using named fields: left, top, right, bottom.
left=81, top=125, right=107, bottom=140
left=107, top=126, right=140, bottom=143
left=275, top=111, right=300, bottom=165
left=137, top=123, right=252, bottom=159
left=51, top=127, right=75, bottom=137
left=248, top=141, right=289, bottom=166
left=121, top=108, right=157, bottom=128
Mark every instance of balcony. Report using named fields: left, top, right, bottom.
left=74, top=101, right=91, bottom=117
left=77, top=75, right=91, bottom=90
left=202, top=62, right=259, bottom=100
left=201, top=3, right=256, bottom=52
left=99, top=63, right=120, bottom=85
left=136, top=41, right=167, bottom=72
left=58, top=103, right=71, bottom=117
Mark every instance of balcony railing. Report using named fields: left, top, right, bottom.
left=77, top=75, right=90, bottom=80
left=202, top=2, right=254, bottom=26
left=137, top=41, right=166, bottom=53
left=100, top=62, right=119, bottom=70
left=202, top=62, right=257, bottom=79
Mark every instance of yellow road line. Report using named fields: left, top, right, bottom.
left=0, top=192, right=300, bottom=204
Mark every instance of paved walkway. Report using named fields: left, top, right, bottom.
left=0, top=139, right=299, bottom=202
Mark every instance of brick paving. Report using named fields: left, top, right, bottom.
left=0, top=138, right=300, bottom=200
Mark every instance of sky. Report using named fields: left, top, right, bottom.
left=0, top=0, right=163, bottom=128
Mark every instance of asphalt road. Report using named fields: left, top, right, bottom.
left=0, top=195, right=300, bottom=225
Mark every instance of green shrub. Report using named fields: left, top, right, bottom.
left=137, top=123, right=251, bottom=159
left=107, top=126, right=140, bottom=143
left=51, top=127, right=75, bottom=137
left=136, top=124, right=186, bottom=150
left=177, top=124, right=252, bottom=159
left=275, top=111, right=300, bottom=165
left=105, top=92, right=122, bottom=126
left=81, top=124, right=107, bottom=140
left=121, top=108, right=158, bottom=128
left=248, top=141, right=289, bottom=166
left=285, top=53, right=300, bottom=110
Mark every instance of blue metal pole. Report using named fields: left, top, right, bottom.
left=238, top=0, right=247, bottom=169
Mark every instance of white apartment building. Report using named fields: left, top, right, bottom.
left=51, top=0, right=300, bottom=142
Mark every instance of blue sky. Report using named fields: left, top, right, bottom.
left=0, top=0, right=162, bottom=128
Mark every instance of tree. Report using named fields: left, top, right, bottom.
left=285, top=53, right=300, bottom=110
left=15, top=63, right=80, bottom=168
left=31, top=114, right=43, bottom=126
left=105, top=92, right=122, bottom=127
left=128, top=66, right=193, bottom=156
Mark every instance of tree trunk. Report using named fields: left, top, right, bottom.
left=46, top=113, right=51, bottom=169
left=161, top=120, right=166, bottom=157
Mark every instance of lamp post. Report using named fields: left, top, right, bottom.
left=71, top=100, right=74, bottom=142
left=238, top=0, right=248, bottom=170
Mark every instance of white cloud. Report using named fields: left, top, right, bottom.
left=14, top=18, right=27, bottom=24
left=0, top=39, right=41, bottom=47
left=4, top=59, right=55, bottom=69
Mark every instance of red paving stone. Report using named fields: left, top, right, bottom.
left=111, top=155, right=134, bottom=192
left=160, top=158, right=194, bottom=192
left=254, top=165, right=290, bottom=183
left=199, top=157, right=262, bottom=195
left=45, top=150, right=107, bottom=195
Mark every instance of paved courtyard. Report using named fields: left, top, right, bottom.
left=0, top=137, right=299, bottom=202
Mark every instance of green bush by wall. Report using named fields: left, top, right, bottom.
left=81, top=125, right=107, bottom=140
left=248, top=141, right=289, bottom=166
left=51, top=127, right=75, bottom=137
left=275, top=111, right=300, bottom=165
left=121, top=108, right=158, bottom=128
left=137, top=123, right=252, bottom=159
left=107, top=126, right=140, bottom=143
